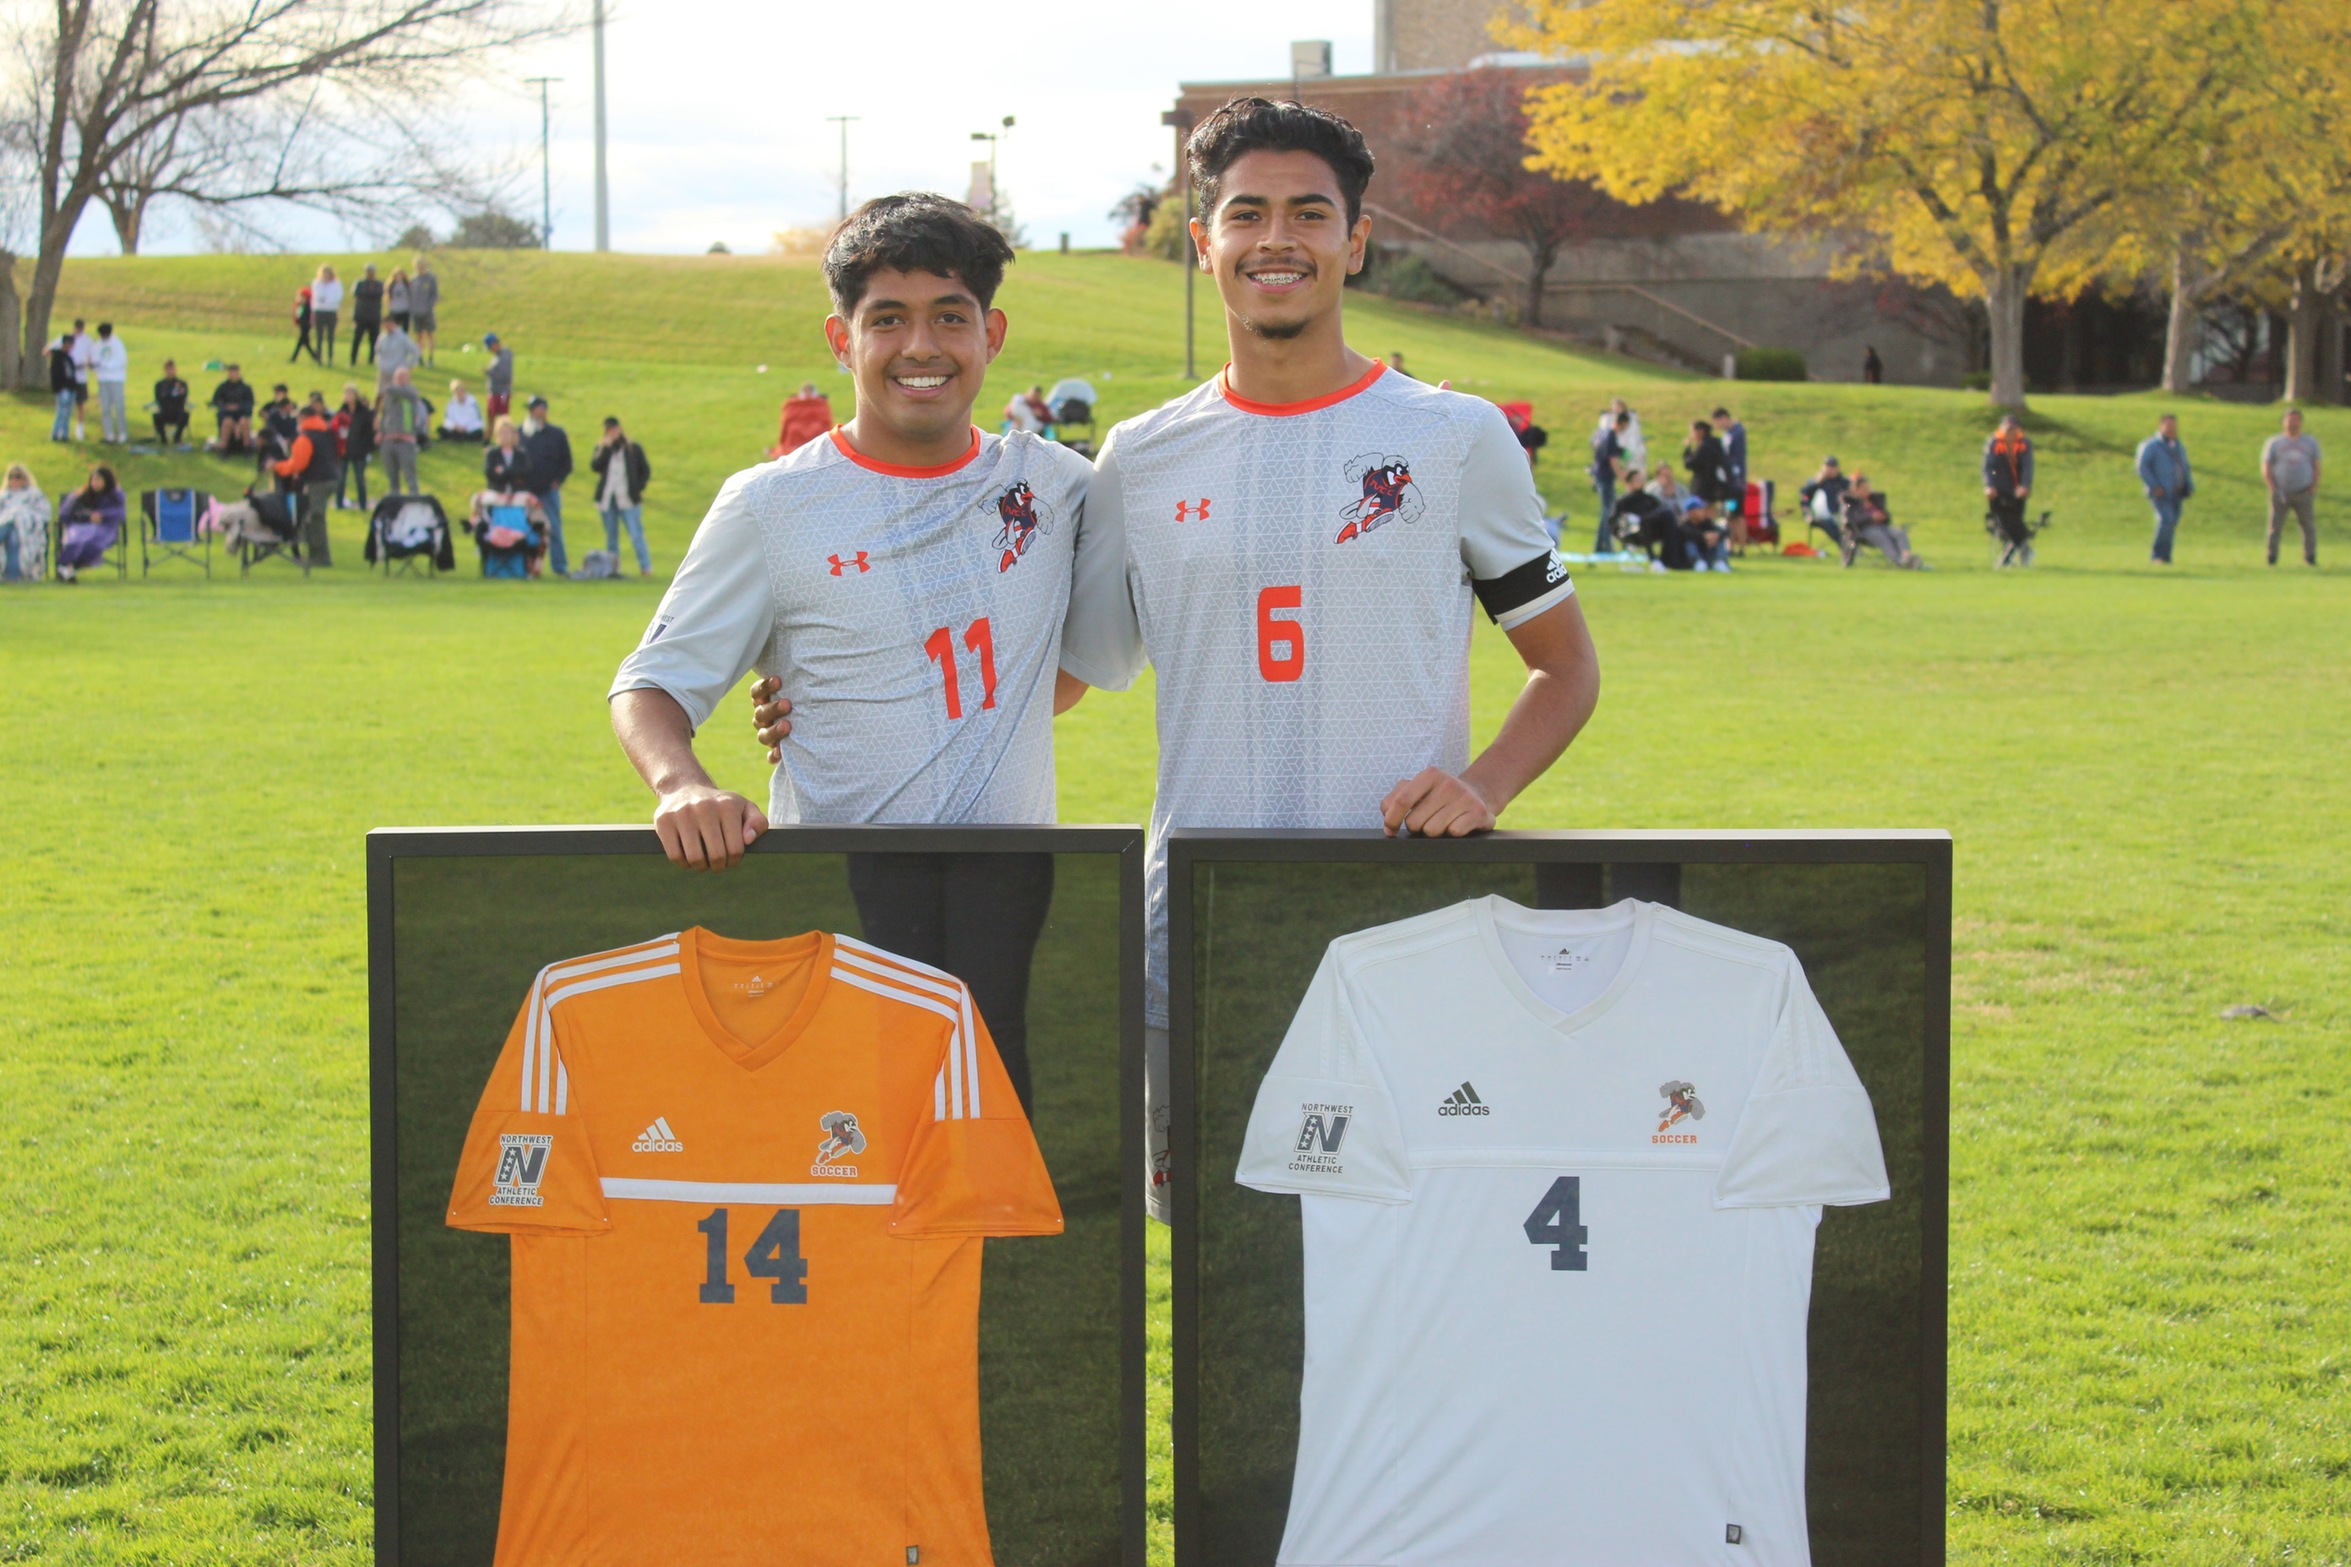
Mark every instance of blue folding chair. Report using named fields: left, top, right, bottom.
left=142, top=487, right=211, bottom=577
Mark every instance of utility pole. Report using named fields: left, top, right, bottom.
left=591, top=1, right=608, bottom=251
left=827, top=115, right=859, bottom=223
left=969, top=115, right=1014, bottom=226
left=525, top=76, right=561, bottom=248
left=1161, top=104, right=1198, bottom=380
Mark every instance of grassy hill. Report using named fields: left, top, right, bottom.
left=1, top=249, right=2346, bottom=1566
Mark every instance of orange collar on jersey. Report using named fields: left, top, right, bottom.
left=828, top=424, right=983, bottom=478
left=1218, top=359, right=1388, bottom=417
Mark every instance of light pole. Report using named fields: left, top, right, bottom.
left=969, top=114, right=1014, bottom=225
left=827, top=115, right=859, bottom=223
left=1161, top=105, right=1197, bottom=380
left=591, top=1, right=608, bottom=251
left=524, top=76, right=561, bottom=248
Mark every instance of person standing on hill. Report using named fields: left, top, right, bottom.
left=1983, top=413, right=2036, bottom=566
left=374, top=318, right=421, bottom=396
left=376, top=368, right=427, bottom=496
left=484, top=415, right=537, bottom=493
left=335, top=383, right=376, bottom=511
left=1712, top=405, right=1747, bottom=537
left=152, top=359, right=190, bottom=446
left=520, top=394, right=574, bottom=577
left=2135, top=413, right=2193, bottom=565
left=1863, top=345, right=1884, bottom=384
left=2261, top=407, right=2321, bottom=568
left=47, top=332, right=79, bottom=442
left=1589, top=410, right=1630, bottom=552
left=311, top=265, right=344, bottom=366
left=290, top=285, right=320, bottom=363
left=410, top=254, right=441, bottom=365
left=69, top=318, right=97, bottom=440
left=590, top=415, right=653, bottom=576
left=93, top=323, right=130, bottom=443
left=349, top=263, right=385, bottom=364
left=482, top=333, right=514, bottom=424
left=273, top=393, right=342, bottom=565
left=386, top=266, right=412, bottom=332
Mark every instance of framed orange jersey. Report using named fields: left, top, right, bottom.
left=372, top=825, right=1145, bottom=1567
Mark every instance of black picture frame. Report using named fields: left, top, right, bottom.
left=367, top=823, right=1148, bottom=1567
left=1167, top=828, right=1951, bottom=1567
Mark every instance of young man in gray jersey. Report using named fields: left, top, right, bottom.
left=610, top=194, right=1101, bottom=1111
left=759, top=102, right=1601, bottom=1218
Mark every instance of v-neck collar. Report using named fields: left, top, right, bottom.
left=675, top=926, right=835, bottom=1072
left=1473, top=895, right=1651, bottom=1036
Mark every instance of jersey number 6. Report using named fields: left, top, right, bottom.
left=1256, top=585, right=1304, bottom=682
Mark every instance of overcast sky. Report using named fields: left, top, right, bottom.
left=90, top=1, right=1380, bottom=257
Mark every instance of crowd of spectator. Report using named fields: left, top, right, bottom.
left=8, top=252, right=672, bottom=582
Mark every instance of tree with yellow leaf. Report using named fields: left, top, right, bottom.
left=1510, top=0, right=2266, bottom=408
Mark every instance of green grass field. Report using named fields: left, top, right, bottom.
left=2, top=249, right=2347, bottom=1565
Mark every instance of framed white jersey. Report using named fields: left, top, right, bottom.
left=1237, top=896, right=1890, bottom=1567
left=611, top=427, right=1097, bottom=826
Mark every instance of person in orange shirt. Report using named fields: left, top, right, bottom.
left=448, top=927, right=1060, bottom=1567
left=271, top=393, right=342, bottom=566
left=769, top=380, right=834, bottom=458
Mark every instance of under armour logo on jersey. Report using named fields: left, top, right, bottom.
left=1438, top=1081, right=1491, bottom=1116
left=828, top=551, right=871, bottom=575
left=631, top=1116, right=683, bottom=1153
left=1173, top=497, right=1212, bottom=522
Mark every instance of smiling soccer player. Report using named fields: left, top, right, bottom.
left=1055, top=97, right=1604, bottom=1219
left=609, top=192, right=1103, bottom=1112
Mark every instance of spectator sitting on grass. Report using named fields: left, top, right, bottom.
left=152, top=359, right=190, bottom=446
left=440, top=380, right=485, bottom=441
left=54, top=464, right=126, bottom=581
left=1608, top=466, right=1688, bottom=568
left=1840, top=473, right=1926, bottom=569
left=0, top=464, right=51, bottom=581
left=208, top=364, right=256, bottom=452
left=1651, top=466, right=1730, bottom=572
left=484, top=415, right=537, bottom=494
left=1003, top=384, right=1048, bottom=435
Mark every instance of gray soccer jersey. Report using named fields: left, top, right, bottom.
left=611, top=427, right=1096, bottom=825
left=1058, top=363, right=1574, bottom=1026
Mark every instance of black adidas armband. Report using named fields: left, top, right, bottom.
left=1472, top=551, right=1573, bottom=623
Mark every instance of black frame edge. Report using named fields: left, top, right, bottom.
left=366, top=833, right=401, bottom=1567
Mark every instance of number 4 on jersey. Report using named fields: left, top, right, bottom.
left=1524, top=1176, right=1589, bottom=1271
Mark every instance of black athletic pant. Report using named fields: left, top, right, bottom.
left=290, top=325, right=318, bottom=363
left=845, top=852, right=1055, bottom=1118
left=351, top=319, right=380, bottom=363
left=313, top=311, right=338, bottom=364
left=153, top=413, right=187, bottom=445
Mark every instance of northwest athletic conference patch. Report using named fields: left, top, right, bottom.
left=986, top=480, right=1057, bottom=572
left=492, top=1133, right=553, bottom=1206
left=1288, top=1103, right=1352, bottom=1175
left=813, top=1110, right=867, bottom=1177
left=1335, top=451, right=1423, bottom=543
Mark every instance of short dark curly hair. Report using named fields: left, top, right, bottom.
left=1187, top=97, right=1376, bottom=226
left=823, top=192, right=1016, bottom=315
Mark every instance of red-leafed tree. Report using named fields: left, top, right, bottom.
left=1388, top=67, right=1614, bottom=327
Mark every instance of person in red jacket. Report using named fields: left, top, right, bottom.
left=272, top=394, right=343, bottom=565
left=769, top=381, right=833, bottom=458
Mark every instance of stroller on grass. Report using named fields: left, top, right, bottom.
left=366, top=493, right=456, bottom=575
left=464, top=489, right=548, bottom=578
left=1046, top=378, right=1097, bottom=458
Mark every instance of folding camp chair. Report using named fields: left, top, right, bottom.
left=236, top=490, right=309, bottom=578
left=366, top=493, right=453, bottom=577
left=141, top=488, right=211, bottom=577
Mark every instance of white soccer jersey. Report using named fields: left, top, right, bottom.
left=1058, top=363, right=1574, bottom=1026
left=611, top=427, right=1096, bottom=825
left=1238, top=897, right=1890, bottom=1567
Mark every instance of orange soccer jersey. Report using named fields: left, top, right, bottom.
left=446, top=927, right=1062, bottom=1567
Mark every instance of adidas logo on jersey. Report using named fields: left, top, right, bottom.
left=631, top=1116, right=683, bottom=1153
left=1438, top=1081, right=1491, bottom=1116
